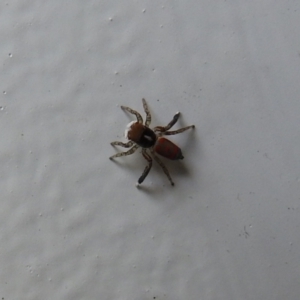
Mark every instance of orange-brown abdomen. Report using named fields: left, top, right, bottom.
left=154, top=137, right=184, bottom=160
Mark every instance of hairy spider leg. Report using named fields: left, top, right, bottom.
left=151, top=149, right=175, bottom=186
left=109, top=145, right=139, bottom=160
left=164, top=125, right=195, bottom=136
left=137, top=149, right=152, bottom=185
left=121, top=105, right=143, bottom=123
left=142, top=98, right=151, bottom=127
left=110, top=141, right=134, bottom=148
left=153, top=112, right=180, bottom=133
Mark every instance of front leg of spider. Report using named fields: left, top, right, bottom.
left=121, top=105, right=143, bottom=123
left=153, top=112, right=180, bottom=133
left=142, top=98, right=151, bottom=126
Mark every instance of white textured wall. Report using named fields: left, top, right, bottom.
left=1, top=1, right=300, bottom=299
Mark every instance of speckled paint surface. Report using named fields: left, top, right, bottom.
left=1, top=1, right=300, bottom=299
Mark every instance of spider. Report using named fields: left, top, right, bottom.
left=109, top=99, right=195, bottom=186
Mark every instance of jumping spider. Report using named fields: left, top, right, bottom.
left=109, top=99, right=195, bottom=186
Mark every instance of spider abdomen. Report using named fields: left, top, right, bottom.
left=154, top=137, right=184, bottom=160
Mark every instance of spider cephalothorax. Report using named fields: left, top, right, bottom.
left=109, top=99, right=195, bottom=186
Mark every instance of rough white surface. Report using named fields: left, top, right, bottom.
left=1, top=1, right=300, bottom=299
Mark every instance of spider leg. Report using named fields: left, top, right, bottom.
left=142, top=98, right=151, bottom=126
left=164, top=125, right=195, bottom=136
left=111, top=140, right=134, bottom=148
left=137, top=149, right=152, bottom=185
left=150, top=149, right=175, bottom=186
left=109, top=145, right=139, bottom=160
left=153, top=112, right=180, bottom=133
left=121, top=105, right=143, bottom=123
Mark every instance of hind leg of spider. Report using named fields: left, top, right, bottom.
left=111, top=141, right=134, bottom=148
left=109, top=145, right=139, bottom=160
left=136, top=149, right=152, bottom=186
left=151, top=150, right=175, bottom=186
left=153, top=112, right=180, bottom=133
left=142, top=98, right=151, bottom=126
left=121, top=105, right=143, bottom=123
left=164, top=125, right=195, bottom=136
